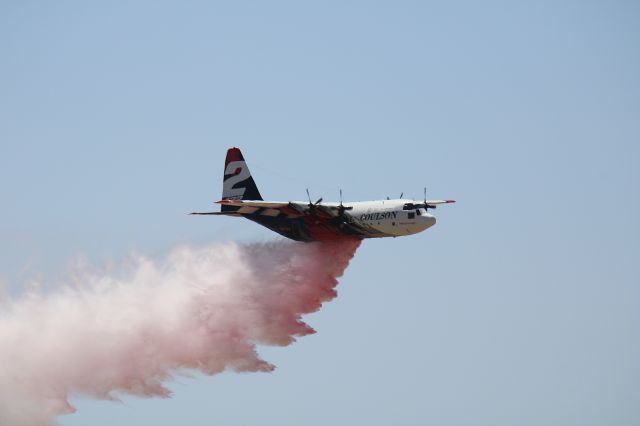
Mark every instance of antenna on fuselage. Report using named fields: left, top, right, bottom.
left=399, top=192, right=403, bottom=199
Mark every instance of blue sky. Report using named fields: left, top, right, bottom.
left=1, top=1, right=639, bottom=425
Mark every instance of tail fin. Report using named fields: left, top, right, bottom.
left=221, top=147, right=263, bottom=212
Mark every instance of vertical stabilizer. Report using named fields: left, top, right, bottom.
left=221, top=148, right=263, bottom=212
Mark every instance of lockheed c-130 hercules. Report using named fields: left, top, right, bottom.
left=191, top=147, right=455, bottom=242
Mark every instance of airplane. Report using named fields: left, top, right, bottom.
left=191, top=147, right=455, bottom=242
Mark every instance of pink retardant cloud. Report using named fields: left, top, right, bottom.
left=0, top=239, right=360, bottom=425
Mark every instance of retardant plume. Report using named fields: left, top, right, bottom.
left=0, top=239, right=360, bottom=425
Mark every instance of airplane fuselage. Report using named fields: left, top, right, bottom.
left=246, top=199, right=436, bottom=242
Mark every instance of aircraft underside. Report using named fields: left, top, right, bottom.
left=247, top=215, right=387, bottom=242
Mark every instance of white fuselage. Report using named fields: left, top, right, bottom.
left=345, top=199, right=436, bottom=237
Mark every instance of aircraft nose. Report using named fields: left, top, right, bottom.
left=423, top=212, right=436, bottom=228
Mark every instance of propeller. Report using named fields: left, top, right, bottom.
left=305, top=188, right=323, bottom=223
left=337, top=189, right=353, bottom=215
left=402, top=187, right=437, bottom=211
left=420, top=187, right=436, bottom=210
left=306, top=188, right=322, bottom=206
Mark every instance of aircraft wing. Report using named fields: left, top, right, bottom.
left=217, top=200, right=291, bottom=209
left=190, top=211, right=240, bottom=216
left=401, top=199, right=456, bottom=210
left=215, top=199, right=345, bottom=218
left=209, top=199, right=378, bottom=241
left=424, top=200, right=456, bottom=205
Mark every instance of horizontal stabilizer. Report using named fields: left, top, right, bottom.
left=216, top=199, right=289, bottom=209
left=190, top=211, right=240, bottom=216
